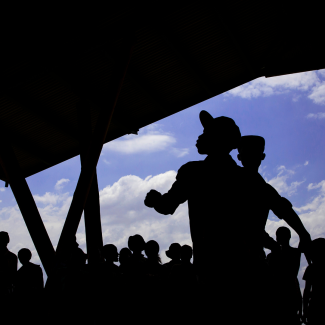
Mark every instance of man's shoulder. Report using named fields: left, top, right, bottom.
left=7, top=250, right=17, bottom=261
left=179, top=160, right=204, bottom=170
left=176, top=161, right=204, bottom=178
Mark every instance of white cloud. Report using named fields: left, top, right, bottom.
left=170, top=148, right=189, bottom=158
left=103, top=124, right=188, bottom=157
left=304, top=161, right=309, bottom=166
left=227, top=69, right=325, bottom=105
left=265, top=166, right=304, bottom=196
left=99, top=171, right=191, bottom=256
left=306, top=112, right=325, bottom=119
left=308, top=82, right=325, bottom=105
left=33, top=192, right=69, bottom=205
left=318, top=69, right=325, bottom=78
left=103, top=132, right=176, bottom=154
left=0, top=170, right=192, bottom=282
left=54, top=178, right=70, bottom=191
left=0, top=187, right=5, bottom=192
left=306, top=180, right=325, bottom=191
left=0, top=200, right=2, bottom=203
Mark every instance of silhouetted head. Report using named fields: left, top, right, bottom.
left=181, top=245, right=193, bottom=263
left=276, top=227, right=291, bottom=247
left=18, top=248, right=32, bottom=265
left=145, top=240, right=162, bottom=264
left=128, top=234, right=145, bottom=254
left=102, top=244, right=119, bottom=263
left=237, top=135, right=265, bottom=172
left=70, top=248, right=87, bottom=267
left=166, top=243, right=181, bottom=261
left=196, top=111, right=241, bottom=155
left=0, top=231, right=9, bottom=248
left=310, top=238, right=325, bottom=264
left=119, top=247, right=132, bottom=265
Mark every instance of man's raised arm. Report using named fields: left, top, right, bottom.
left=144, top=164, right=190, bottom=215
left=271, top=196, right=311, bottom=254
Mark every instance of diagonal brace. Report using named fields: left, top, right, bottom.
left=56, top=39, right=134, bottom=257
left=0, top=130, right=56, bottom=276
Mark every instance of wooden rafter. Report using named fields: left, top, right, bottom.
left=55, top=39, right=134, bottom=258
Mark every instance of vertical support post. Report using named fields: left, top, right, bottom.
left=56, top=39, right=134, bottom=258
left=76, top=101, right=103, bottom=264
left=0, top=135, right=55, bottom=276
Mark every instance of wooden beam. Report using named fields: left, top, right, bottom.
left=212, top=5, right=262, bottom=79
left=76, top=101, right=103, bottom=265
left=146, top=15, right=215, bottom=97
left=51, top=70, right=139, bottom=136
left=0, top=124, right=55, bottom=167
left=126, top=67, right=170, bottom=117
left=56, top=39, right=134, bottom=257
left=0, top=126, right=55, bottom=276
left=4, top=89, right=79, bottom=142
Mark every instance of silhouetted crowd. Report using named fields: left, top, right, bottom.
left=0, top=229, right=324, bottom=325
left=1, top=110, right=324, bottom=325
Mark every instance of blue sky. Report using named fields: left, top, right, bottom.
left=1, top=69, right=325, bottom=289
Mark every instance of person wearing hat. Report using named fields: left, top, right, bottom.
left=237, top=135, right=311, bottom=257
left=163, top=243, right=181, bottom=273
left=144, top=111, right=311, bottom=324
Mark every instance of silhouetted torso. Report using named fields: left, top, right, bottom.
left=303, top=263, right=325, bottom=307
left=15, top=262, right=43, bottom=294
left=0, top=248, right=17, bottom=296
left=267, top=246, right=302, bottom=324
left=159, top=156, right=283, bottom=272
left=163, top=259, right=181, bottom=274
left=128, top=253, right=147, bottom=276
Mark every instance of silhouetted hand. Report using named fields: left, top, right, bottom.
left=144, top=190, right=162, bottom=208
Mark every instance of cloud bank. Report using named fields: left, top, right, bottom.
left=226, top=69, right=325, bottom=105
left=103, top=124, right=189, bottom=158
left=2, top=167, right=325, bottom=292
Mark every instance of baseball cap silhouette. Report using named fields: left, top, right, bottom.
left=199, top=110, right=241, bottom=149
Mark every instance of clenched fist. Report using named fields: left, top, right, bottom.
left=144, top=189, right=162, bottom=208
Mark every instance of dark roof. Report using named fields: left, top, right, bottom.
left=0, top=1, right=323, bottom=181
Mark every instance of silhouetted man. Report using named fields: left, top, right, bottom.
left=163, top=243, right=181, bottom=274
left=102, top=244, right=120, bottom=275
left=15, top=248, right=44, bottom=295
left=119, top=247, right=132, bottom=275
left=144, top=112, right=311, bottom=324
left=267, top=227, right=302, bottom=325
left=303, top=238, right=325, bottom=325
left=238, top=136, right=282, bottom=253
left=128, top=234, right=147, bottom=276
left=171, top=244, right=196, bottom=286
left=0, top=231, right=18, bottom=297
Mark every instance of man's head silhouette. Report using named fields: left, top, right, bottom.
left=196, top=111, right=241, bottom=155
left=119, top=247, right=131, bottom=266
left=18, top=248, right=32, bottom=265
left=0, top=231, right=10, bottom=248
left=237, top=135, right=265, bottom=172
left=166, top=243, right=181, bottom=260
left=276, top=226, right=291, bottom=247
left=181, top=245, right=193, bottom=263
left=102, top=244, right=119, bottom=263
left=145, top=240, right=161, bottom=264
left=128, top=234, right=145, bottom=254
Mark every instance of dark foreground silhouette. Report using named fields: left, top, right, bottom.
left=1, top=110, right=318, bottom=325
left=145, top=111, right=312, bottom=324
